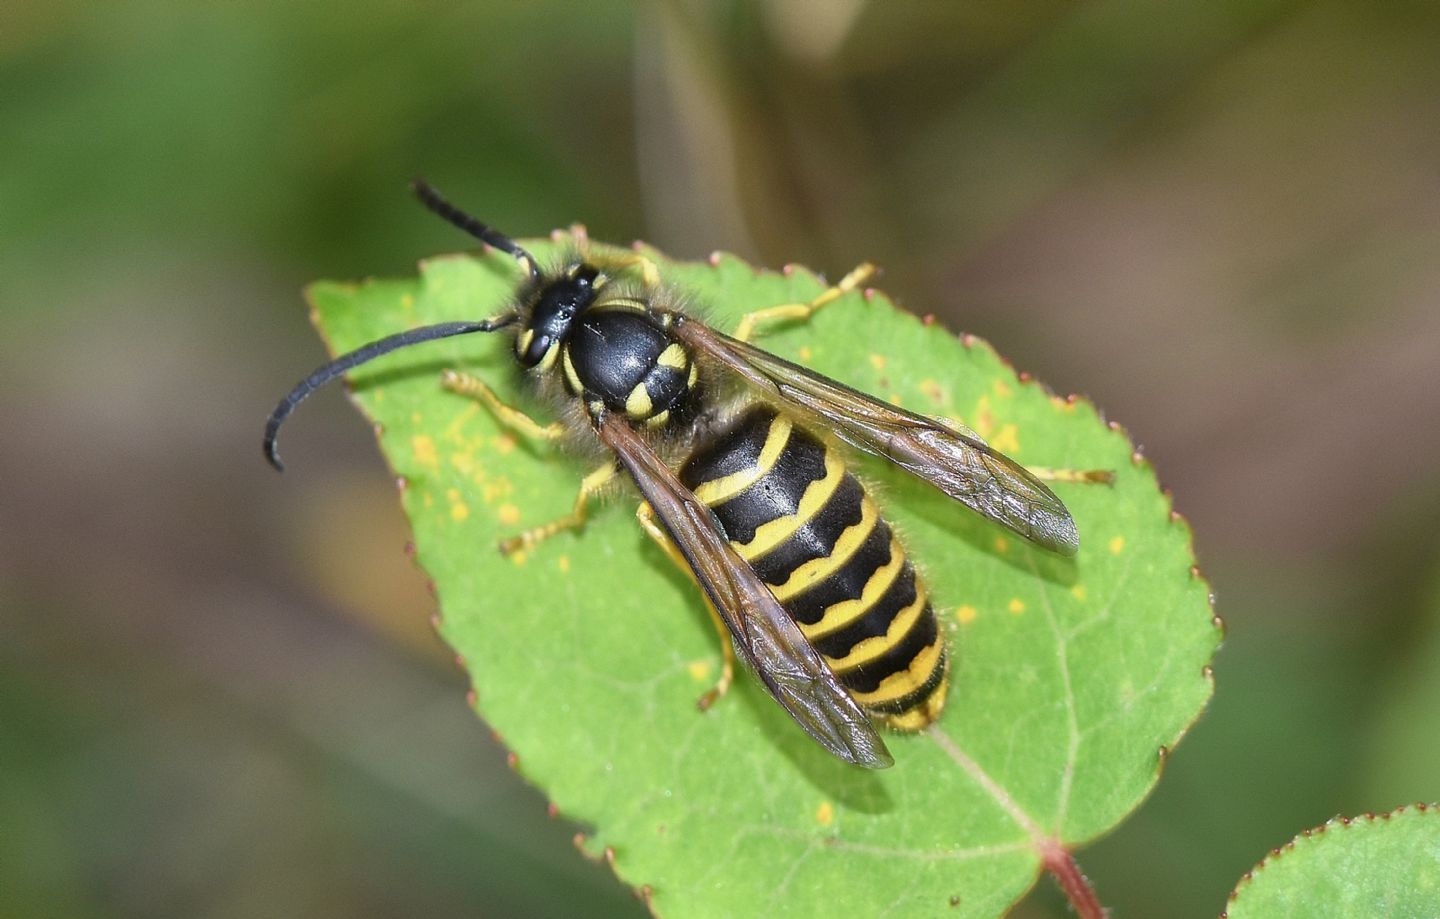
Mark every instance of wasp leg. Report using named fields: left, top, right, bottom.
left=441, top=370, right=613, bottom=554
left=601, top=250, right=663, bottom=289
left=732, top=262, right=880, bottom=343
left=1023, top=466, right=1115, bottom=485
left=441, top=370, right=566, bottom=441
left=635, top=501, right=736, bottom=711
left=933, top=412, right=1113, bottom=486
left=491, top=463, right=618, bottom=557
left=565, top=223, right=661, bottom=287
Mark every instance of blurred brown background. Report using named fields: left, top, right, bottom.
left=4, top=2, right=1439, bottom=916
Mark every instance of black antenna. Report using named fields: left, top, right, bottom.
left=411, top=178, right=539, bottom=280
left=264, top=316, right=515, bottom=471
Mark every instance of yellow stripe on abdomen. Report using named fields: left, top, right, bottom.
left=848, top=635, right=945, bottom=708
left=692, top=416, right=792, bottom=506
left=769, top=497, right=880, bottom=602
left=799, top=539, right=906, bottom=640
left=825, top=582, right=930, bottom=675
left=733, top=451, right=846, bottom=561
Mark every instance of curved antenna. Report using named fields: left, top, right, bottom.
left=264, top=316, right=515, bottom=471
left=411, top=178, right=540, bottom=280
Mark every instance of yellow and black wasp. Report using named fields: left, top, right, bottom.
left=265, top=182, right=1089, bottom=769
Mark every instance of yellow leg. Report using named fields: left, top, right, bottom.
left=441, top=370, right=565, bottom=441
left=564, top=223, right=661, bottom=288
left=635, top=502, right=735, bottom=711
left=935, top=412, right=1113, bottom=486
left=600, top=250, right=663, bottom=289
left=732, top=262, right=879, bottom=343
left=497, top=463, right=617, bottom=556
left=1025, top=466, right=1115, bottom=485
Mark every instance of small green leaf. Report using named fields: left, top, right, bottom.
left=304, top=238, right=1220, bottom=917
left=1224, top=805, right=1440, bottom=918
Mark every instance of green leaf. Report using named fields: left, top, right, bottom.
left=303, top=238, right=1220, bottom=917
left=1224, top=805, right=1440, bottom=918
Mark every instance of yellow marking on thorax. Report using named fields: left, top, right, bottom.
left=645, top=409, right=671, bottom=429
left=517, top=328, right=535, bottom=357
left=692, top=416, right=792, bottom=505
left=625, top=382, right=653, bottom=419
left=536, top=342, right=560, bottom=372
left=825, top=583, right=930, bottom=675
left=594, top=297, right=647, bottom=314
left=656, top=343, right=688, bottom=370
left=769, top=497, right=880, bottom=602
left=800, top=538, right=906, bottom=640
left=733, top=451, right=846, bottom=561
left=562, top=346, right=582, bottom=393
left=849, top=635, right=944, bottom=707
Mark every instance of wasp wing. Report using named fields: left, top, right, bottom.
left=675, top=321, right=1079, bottom=555
left=595, top=413, right=893, bottom=769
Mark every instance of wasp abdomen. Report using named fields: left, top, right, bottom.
left=562, top=308, right=697, bottom=427
left=681, top=407, right=949, bottom=731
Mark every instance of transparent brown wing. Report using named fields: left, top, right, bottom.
left=595, top=413, right=893, bottom=769
left=675, top=320, right=1079, bottom=555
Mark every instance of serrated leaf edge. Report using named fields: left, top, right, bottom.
left=1221, top=802, right=1440, bottom=918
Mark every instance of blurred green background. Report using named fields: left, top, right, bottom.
left=5, top=1, right=1440, bottom=916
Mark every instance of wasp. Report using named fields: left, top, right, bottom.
left=265, top=182, right=1091, bottom=769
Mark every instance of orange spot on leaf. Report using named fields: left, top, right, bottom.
left=815, top=801, right=835, bottom=826
left=412, top=435, right=438, bottom=470
left=990, top=424, right=1020, bottom=454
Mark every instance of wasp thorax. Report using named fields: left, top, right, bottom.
left=516, top=263, right=601, bottom=368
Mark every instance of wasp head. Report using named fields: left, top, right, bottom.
left=515, top=263, right=600, bottom=368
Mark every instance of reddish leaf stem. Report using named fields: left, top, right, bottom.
left=1041, top=841, right=1106, bottom=919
